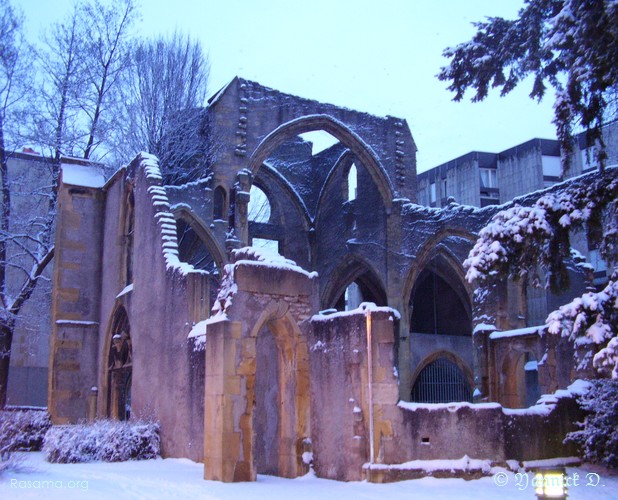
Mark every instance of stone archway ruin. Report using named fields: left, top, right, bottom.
left=202, top=252, right=314, bottom=482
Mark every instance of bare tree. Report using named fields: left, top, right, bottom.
left=115, top=32, right=211, bottom=184
left=0, top=0, right=53, bottom=409
left=79, top=0, right=137, bottom=161
left=31, top=0, right=137, bottom=165
left=31, top=3, right=85, bottom=167
left=0, top=0, right=137, bottom=408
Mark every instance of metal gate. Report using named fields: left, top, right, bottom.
left=411, top=357, right=472, bottom=403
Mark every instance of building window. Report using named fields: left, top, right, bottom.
left=542, top=155, right=561, bottom=188
left=124, top=191, right=135, bottom=286
left=430, top=182, right=436, bottom=204
left=581, top=147, right=596, bottom=171
left=479, top=168, right=497, bottom=189
left=442, top=178, right=447, bottom=199
left=347, top=163, right=358, bottom=201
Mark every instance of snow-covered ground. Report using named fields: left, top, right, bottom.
left=1, top=453, right=617, bottom=499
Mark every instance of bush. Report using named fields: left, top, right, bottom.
left=566, top=379, right=618, bottom=468
left=0, top=409, right=52, bottom=455
left=43, top=420, right=160, bottom=463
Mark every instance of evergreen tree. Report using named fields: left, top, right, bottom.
left=438, top=0, right=618, bottom=172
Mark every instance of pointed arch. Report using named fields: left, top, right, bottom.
left=322, top=256, right=387, bottom=310
left=410, top=350, right=474, bottom=403
left=103, top=304, right=132, bottom=420
left=171, top=207, right=226, bottom=274
left=248, top=114, right=394, bottom=210
left=403, top=230, right=476, bottom=332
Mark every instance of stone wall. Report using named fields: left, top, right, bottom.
left=309, top=308, right=583, bottom=482
left=49, top=182, right=105, bottom=422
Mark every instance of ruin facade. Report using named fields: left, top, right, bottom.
left=48, top=78, right=594, bottom=481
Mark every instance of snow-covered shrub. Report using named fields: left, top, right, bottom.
left=566, top=379, right=618, bottom=468
left=0, top=452, right=26, bottom=477
left=43, top=420, right=160, bottom=463
left=0, top=409, right=51, bottom=455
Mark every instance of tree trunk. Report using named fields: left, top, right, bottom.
left=0, top=320, right=15, bottom=409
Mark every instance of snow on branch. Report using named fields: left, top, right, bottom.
left=546, top=273, right=618, bottom=378
left=464, top=168, right=618, bottom=291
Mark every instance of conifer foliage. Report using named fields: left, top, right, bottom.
left=438, top=0, right=618, bottom=172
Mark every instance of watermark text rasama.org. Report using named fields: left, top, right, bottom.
left=10, top=479, right=89, bottom=490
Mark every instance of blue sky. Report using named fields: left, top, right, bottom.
left=19, top=0, right=557, bottom=172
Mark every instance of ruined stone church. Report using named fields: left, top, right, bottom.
left=49, top=78, right=590, bottom=482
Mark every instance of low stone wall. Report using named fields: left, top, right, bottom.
left=308, top=307, right=585, bottom=482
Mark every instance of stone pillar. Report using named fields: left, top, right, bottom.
left=235, top=169, right=252, bottom=247
left=385, top=199, right=410, bottom=399
left=203, top=320, right=253, bottom=482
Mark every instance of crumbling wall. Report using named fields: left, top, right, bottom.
left=308, top=307, right=584, bottom=482
left=202, top=252, right=317, bottom=482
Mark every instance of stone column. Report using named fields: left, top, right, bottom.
left=203, top=320, right=253, bottom=482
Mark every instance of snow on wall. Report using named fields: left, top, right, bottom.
left=311, top=301, right=400, bottom=323
left=138, top=153, right=208, bottom=277
left=488, top=325, right=546, bottom=340
left=230, top=246, right=318, bottom=278
left=398, top=380, right=590, bottom=418
left=61, top=162, right=106, bottom=188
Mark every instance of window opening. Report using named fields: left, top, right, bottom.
left=347, top=164, right=358, bottom=201
left=248, top=185, right=271, bottom=223
left=213, top=186, right=226, bottom=221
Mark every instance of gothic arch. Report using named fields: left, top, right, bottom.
left=172, top=207, right=226, bottom=274
left=247, top=115, right=394, bottom=210
left=102, top=304, right=133, bottom=420
left=256, top=162, right=312, bottom=229
left=403, top=232, right=475, bottom=334
left=402, top=229, right=476, bottom=312
left=410, top=350, right=474, bottom=403
left=322, top=256, right=387, bottom=310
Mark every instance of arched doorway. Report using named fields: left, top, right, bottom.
left=107, top=307, right=132, bottom=420
left=500, top=351, right=541, bottom=408
left=253, top=323, right=281, bottom=475
left=249, top=312, right=310, bottom=478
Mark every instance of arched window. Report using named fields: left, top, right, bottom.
left=346, top=163, right=358, bottom=201
left=213, top=186, right=226, bottom=221
left=410, top=268, right=470, bottom=336
left=108, top=307, right=132, bottom=421
left=124, top=190, right=135, bottom=286
left=176, top=218, right=221, bottom=307
left=248, top=185, right=271, bottom=223
left=332, top=270, right=387, bottom=311
left=411, top=357, right=472, bottom=403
